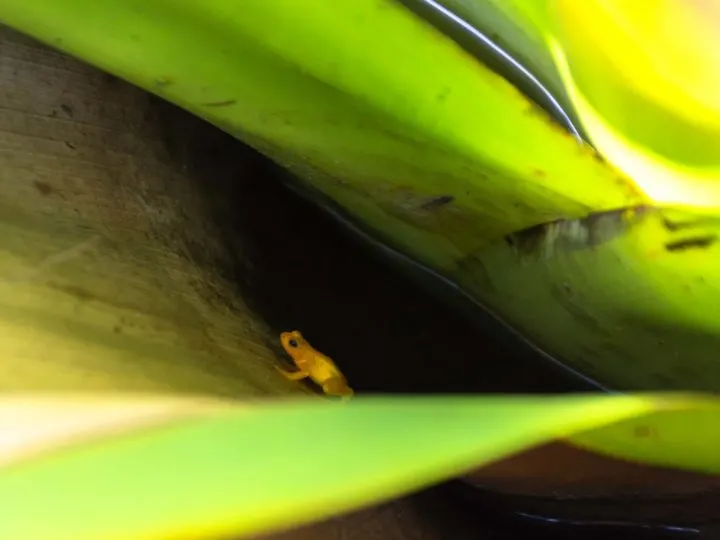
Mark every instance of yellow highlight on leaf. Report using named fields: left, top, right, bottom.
left=550, top=39, right=720, bottom=209
left=548, top=0, right=720, bottom=207
left=554, top=0, right=720, bottom=128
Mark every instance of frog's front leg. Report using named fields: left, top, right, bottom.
left=276, top=366, right=309, bottom=381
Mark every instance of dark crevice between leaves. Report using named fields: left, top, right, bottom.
left=505, top=206, right=652, bottom=260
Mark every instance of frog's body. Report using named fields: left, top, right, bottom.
left=278, top=330, right=354, bottom=400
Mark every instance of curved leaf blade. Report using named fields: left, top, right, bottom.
left=0, top=0, right=645, bottom=272
left=1, top=393, right=717, bottom=540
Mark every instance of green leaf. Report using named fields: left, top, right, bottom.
left=570, top=398, right=720, bottom=475
left=3, top=392, right=719, bottom=540
left=493, top=0, right=720, bottom=208
left=453, top=206, right=720, bottom=391
left=0, top=0, right=645, bottom=272
left=428, top=0, right=569, bottom=112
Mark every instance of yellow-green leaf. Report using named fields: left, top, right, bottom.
left=0, top=393, right=719, bottom=540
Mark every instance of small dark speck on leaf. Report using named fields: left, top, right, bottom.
left=665, top=235, right=717, bottom=252
left=60, top=104, right=73, bottom=117
left=65, top=141, right=76, bottom=150
left=435, top=87, right=452, bottom=103
left=633, top=425, right=653, bottom=438
left=660, top=216, right=720, bottom=232
left=203, top=99, right=237, bottom=107
left=533, top=169, right=546, bottom=178
left=34, top=181, right=53, bottom=196
left=155, top=77, right=173, bottom=87
left=421, top=195, right=455, bottom=211
left=663, top=218, right=682, bottom=232
left=113, top=325, right=122, bottom=334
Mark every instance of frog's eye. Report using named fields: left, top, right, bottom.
left=288, top=339, right=299, bottom=348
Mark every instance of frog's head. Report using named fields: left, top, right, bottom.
left=280, top=330, right=307, bottom=364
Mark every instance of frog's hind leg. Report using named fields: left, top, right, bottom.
left=322, top=382, right=354, bottom=402
left=276, top=366, right=309, bottom=381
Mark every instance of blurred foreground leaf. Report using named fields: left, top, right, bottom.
left=0, top=392, right=718, bottom=540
